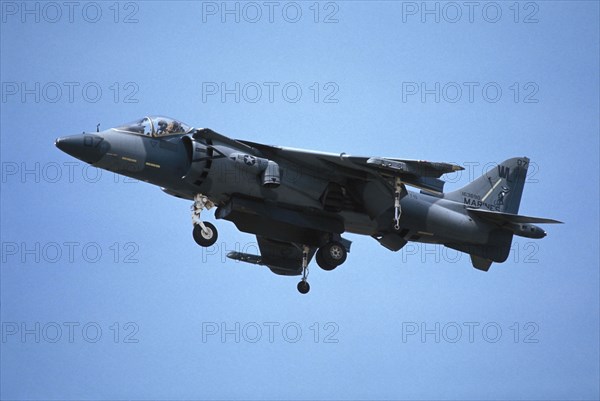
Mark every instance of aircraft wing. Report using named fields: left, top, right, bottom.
left=238, top=140, right=462, bottom=194
left=196, top=128, right=260, bottom=155
left=466, top=208, right=564, bottom=224
left=227, top=236, right=317, bottom=276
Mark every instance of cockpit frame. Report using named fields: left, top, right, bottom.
left=114, top=116, right=193, bottom=137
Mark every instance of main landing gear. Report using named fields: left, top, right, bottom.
left=315, top=241, right=347, bottom=271
left=297, top=240, right=348, bottom=294
left=191, top=194, right=218, bottom=247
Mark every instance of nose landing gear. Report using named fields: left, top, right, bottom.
left=193, top=222, right=218, bottom=247
left=191, top=194, right=218, bottom=247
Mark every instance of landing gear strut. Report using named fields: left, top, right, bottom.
left=297, top=245, right=310, bottom=294
left=393, top=177, right=405, bottom=230
left=191, top=194, right=218, bottom=247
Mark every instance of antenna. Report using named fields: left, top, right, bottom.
left=96, top=123, right=100, bottom=132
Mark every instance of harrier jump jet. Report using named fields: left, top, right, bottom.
left=55, top=116, right=562, bottom=293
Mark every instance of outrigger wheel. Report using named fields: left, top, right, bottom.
left=297, top=280, right=310, bottom=294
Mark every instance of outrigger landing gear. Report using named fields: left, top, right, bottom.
left=393, top=177, right=405, bottom=231
left=191, top=194, right=218, bottom=247
left=297, top=245, right=310, bottom=294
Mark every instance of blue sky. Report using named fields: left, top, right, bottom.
left=1, top=1, right=599, bottom=399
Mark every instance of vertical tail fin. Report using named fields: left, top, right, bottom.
left=444, top=157, right=530, bottom=214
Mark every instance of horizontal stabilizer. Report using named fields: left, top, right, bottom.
left=467, top=208, right=563, bottom=224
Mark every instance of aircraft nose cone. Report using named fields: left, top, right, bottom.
left=55, top=134, right=107, bottom=164
left=55, top=136, right=74, bottom=152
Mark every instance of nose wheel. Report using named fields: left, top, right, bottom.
left=193, top=221, right=218, bottom=247
left=191, top=194, right=218, bottom=247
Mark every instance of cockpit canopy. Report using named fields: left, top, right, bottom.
left=115, top=116, right=193, bottom=137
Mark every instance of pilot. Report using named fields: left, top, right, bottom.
left=157, top=120, right=168, bottom=135
left=166, top=120, right=182, bottom=134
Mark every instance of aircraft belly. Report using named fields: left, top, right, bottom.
left=340, top=211, right=379, bottom=235
left=215, top=196, right=340, bottom=247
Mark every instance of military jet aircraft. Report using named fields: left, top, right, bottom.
left=55, top=116, right=562, bottom=293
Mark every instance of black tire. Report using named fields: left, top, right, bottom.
left=316, top=248, right=337, bottom=271
left=193, top=222, right=218, bottom=247
left=297, top=281, right=310, bottom=294
left=321, top=241, right=347, bottom=267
